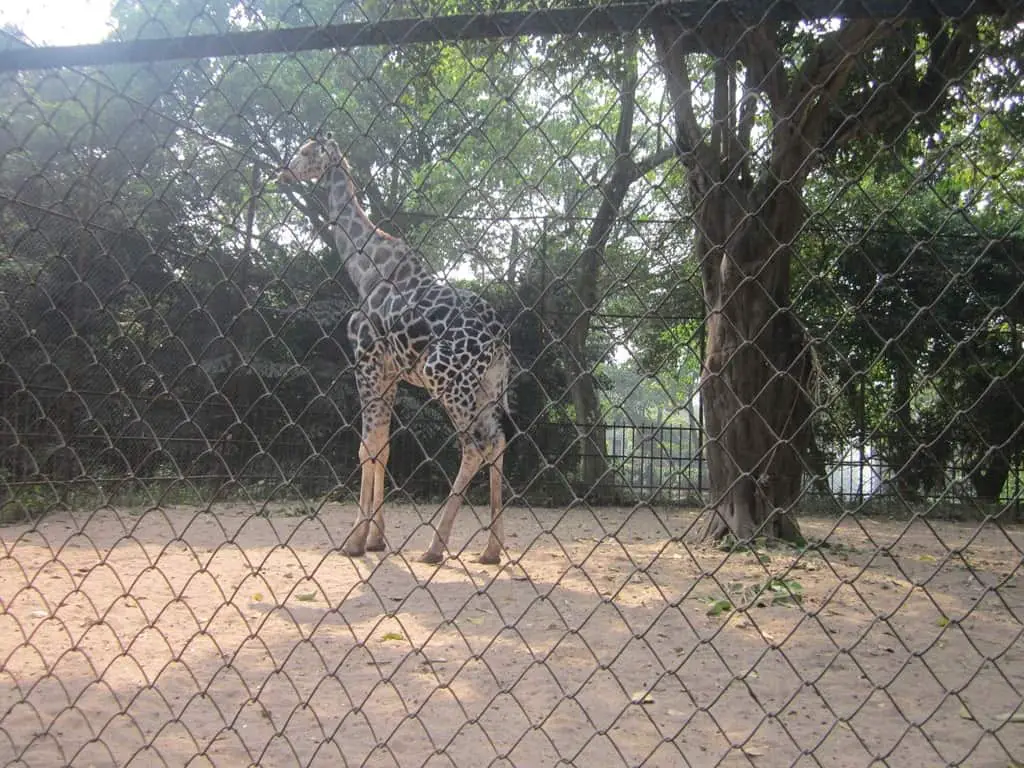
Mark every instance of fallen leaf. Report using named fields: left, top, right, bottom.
left=705, top=598, right=733, bottom=617
left=959, top=706, right=975, bottom=721
left=997, top=709, right=1024, bottom=724
left=296, top=592, right=317, bottom=602
left=631, top=691, right=654, bottom=705
left=380, top=632, right=404, bottom=642
left=252, top=593, right=264, bottom=602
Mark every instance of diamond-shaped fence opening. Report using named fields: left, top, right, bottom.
left=1, top=1, right=1022, bottom=766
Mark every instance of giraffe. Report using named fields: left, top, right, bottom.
left=277, top=133, right=512, bottom=565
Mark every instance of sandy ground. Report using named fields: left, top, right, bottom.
left=0, top=501, right=1022, bottom=768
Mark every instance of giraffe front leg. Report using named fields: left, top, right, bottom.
left=342, top=441, right=376, bottom=557
left=420, top=450, right=483, bottom=564
left=366, top=442, right=390, bottom=552
left=346, top=351, right=396, bottom=558
left=345, top=423, right=391, bottom=556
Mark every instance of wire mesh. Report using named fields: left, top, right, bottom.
left=1, top=1, right=1022, bottom=766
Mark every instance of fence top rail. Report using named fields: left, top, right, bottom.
left=0, top=0, right=1015, bottom=73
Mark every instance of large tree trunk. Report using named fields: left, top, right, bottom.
left=651, top=14, right=981, bottom=542
left=652, top=19, right=879, bottom=544
left=695, top=182, right=811, bottom=543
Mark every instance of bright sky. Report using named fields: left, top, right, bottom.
left=1, top=0, right=114, bottom=46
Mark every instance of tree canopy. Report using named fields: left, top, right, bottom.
left=0, top=1, right=1020, bottom=518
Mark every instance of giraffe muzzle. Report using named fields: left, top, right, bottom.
left=276, top=168, right=299, bottom=184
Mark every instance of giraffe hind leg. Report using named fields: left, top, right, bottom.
left=420, top=447, right=484, bottom=564
left=476, top=443, right=505, bottom=565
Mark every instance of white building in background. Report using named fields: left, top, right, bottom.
left=827, top=444, right=889, bottom=500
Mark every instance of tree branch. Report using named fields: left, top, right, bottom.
left=634, top=146, right=678, bottom=179
left=826, top=17, right=980, bottom=151
left=712, top=56, right=731, bottom=176
left=736, top=66, right=758, bottom=185
left=740, top=25, right=787, bottom=109
left=770, top=19, right=892, bottom=185
left=785, top=19, right=887, bottom=125
left=652, top=22, right=710, bottom=167
left=614, top=36, right=638, bottom=166
left=567, top=36, right=640, bottom=363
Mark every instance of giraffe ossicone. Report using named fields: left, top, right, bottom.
left=277, top=133, right=512, bottom=565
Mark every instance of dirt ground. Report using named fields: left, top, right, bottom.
left=0, top=501, right=1022, bottom=768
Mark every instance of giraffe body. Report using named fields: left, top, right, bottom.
left=278, top=134, right=510, bottom=564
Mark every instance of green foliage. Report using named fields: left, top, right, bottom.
left=787, top=19, right=1024, bottom=506
left=798, top=148, right=1024, bottom=501
left=701, top=577, right=805, bottom=617
left=1, top=0, right=685, bottom=506
left=0, top=475, right=55, bottom=524
left=1, top=0, right=1021, bottom=515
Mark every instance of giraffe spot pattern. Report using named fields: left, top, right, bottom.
left=282, top=133, right=510, bottom=561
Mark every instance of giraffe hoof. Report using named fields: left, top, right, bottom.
left=366, top=541, right=386, bottom=552
left=341, top=545, right=366, bottom=558
left=418, top=551, right=444, bottom=565
left=476, top=553, right=501, bottom=565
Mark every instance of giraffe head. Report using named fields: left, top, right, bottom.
left=276, top=132, right=347, bottom=184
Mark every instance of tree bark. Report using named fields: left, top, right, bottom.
left=694, top=181, right=811, bottom=542
left=650, top=14, right=985, bottom=541
left=652, top=20, right=870, bottom=543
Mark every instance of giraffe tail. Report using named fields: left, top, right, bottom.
left=499, top=392, right=516, bottom=441
left=498, top=349, right=517, bottom=441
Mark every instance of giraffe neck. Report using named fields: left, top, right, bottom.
left=326, top=163, right=429, bottom=298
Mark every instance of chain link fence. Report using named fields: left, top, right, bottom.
left=1, top=0, right=1022, bottom=765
